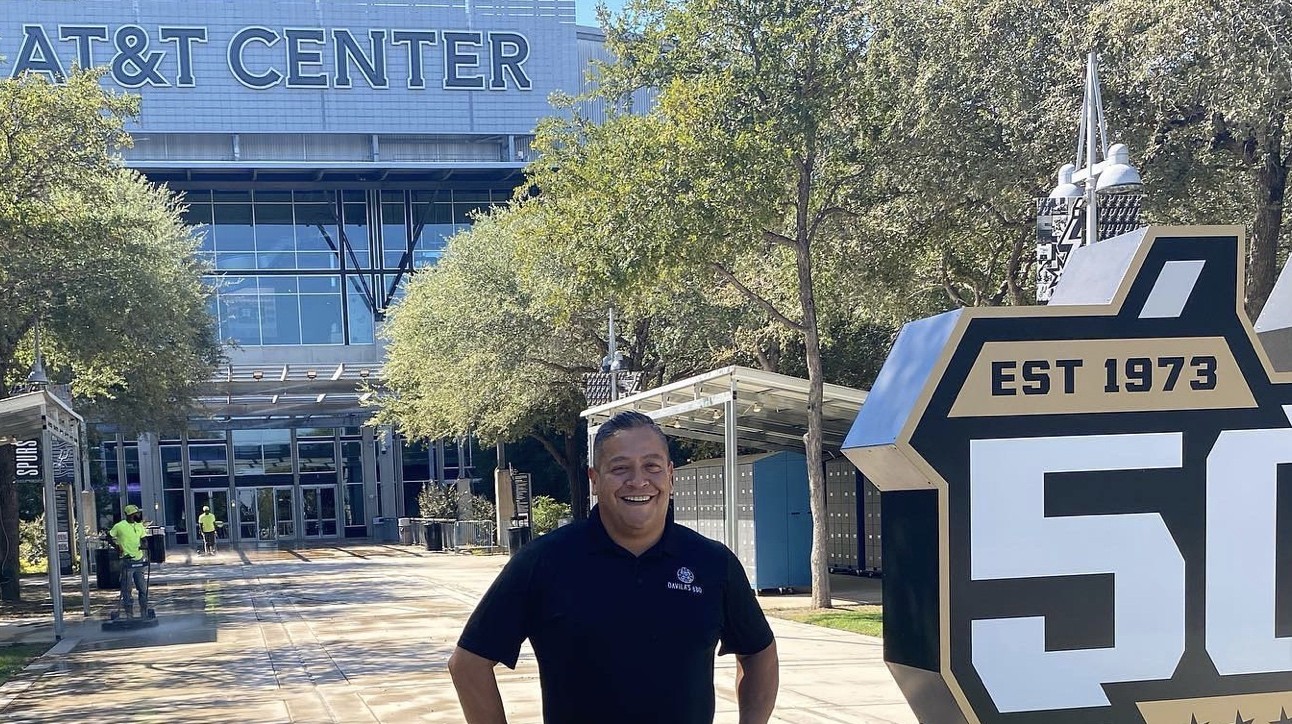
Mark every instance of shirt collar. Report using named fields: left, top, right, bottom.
left=587, top=505, right=681, bottom=558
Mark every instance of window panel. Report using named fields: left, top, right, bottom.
left=189, top=443, right=228, bottom=479
left=295, top=202, right=340, bottom=253
left=254, top=203, right=295, bottom=251
left=299, top=294, right=344, bottom=344
left=381, top=202, right=408, bottom=269
left=160, top=446, right=184, bottom=489
left=260, top=294, right=302, bottom=345
left=212, top=203, right=255, bottom=251
left=342, top=441, right=363, bottom=484
left=298, top=275, right=341, bottom=294
left=218, top=291, right=261, bottom=345
left=216, top=252, right=257, bottom=271
left=342, top=202, right=370, bottom=268
left=346, top=276, right=375, bottom=344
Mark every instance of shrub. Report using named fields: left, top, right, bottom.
left=531, top=496, right=571, bottom=536
left=417, top=483, right=457, bottom=519
left=18, top=516, right=47, bottom=568
left=417, top=483, right=496, bottom=524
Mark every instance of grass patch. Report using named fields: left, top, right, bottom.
left=0, top=644, right=47, bottom=683
left=770, top=605, right=883, bottom=638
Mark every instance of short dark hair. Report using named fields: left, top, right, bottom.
left=592, top=411, right=670, bottom=467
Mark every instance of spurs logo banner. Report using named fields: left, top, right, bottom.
left=844, top=226, right=1292, bottom=724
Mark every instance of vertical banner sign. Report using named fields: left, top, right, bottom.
left=844, top=226, right=1292, bottom=724
left=13, top=439, right=39, bottom=481
left=55, top=487, right=71, bottom=575
left=511, top=472, right=531, bottom=518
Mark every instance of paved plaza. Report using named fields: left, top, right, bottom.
left=0, top=544, right=916, bottom=723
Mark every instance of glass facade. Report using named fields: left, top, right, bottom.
left=188, top=188, right=507, bottom=346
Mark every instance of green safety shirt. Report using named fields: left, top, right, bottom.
left=198, top=512, right=217, bottom=533
left=109, top=520, right=147, bottom=561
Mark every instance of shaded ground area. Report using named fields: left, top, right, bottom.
left=0, top=543, right=914, bottom=723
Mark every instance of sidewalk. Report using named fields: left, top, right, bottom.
left=0, top=544, right=916, bottom=723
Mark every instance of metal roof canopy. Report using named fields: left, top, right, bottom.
left=580, top=365, right=867, bottom=558
left=0, top=390, right=92, bottom=640
left=581, top=365, right=868, bottom=453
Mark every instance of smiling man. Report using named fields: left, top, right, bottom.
left=449, top=410, right=779, bottom=724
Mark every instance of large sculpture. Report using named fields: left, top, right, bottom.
left=844, top=226, right=1292, bottom=723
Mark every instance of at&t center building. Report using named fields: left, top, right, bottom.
left=0, top=0, right=604, bottom=545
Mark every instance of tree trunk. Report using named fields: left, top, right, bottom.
left=0, top=445, right=20, bottom=601
left=564, top=432, right=588, bottom=520
left=1246, top=118, right=1287, bottom=322
left=794, top=153, right=832, bottom=609
left=529, top=428, right=588, bottom=520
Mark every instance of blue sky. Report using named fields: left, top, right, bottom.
left=576, top=0, right=627, bottom=26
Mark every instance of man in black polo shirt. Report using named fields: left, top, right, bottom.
left=449, top=411, right=779, bottom=723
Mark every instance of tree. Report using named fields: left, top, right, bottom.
left=378, top=202, right=758, bottom=517
left=1093, top=0, right=1292, bottom=319
left=514, top=0, right=885, bottom=607
left=0, top=72, right=221, bottom=601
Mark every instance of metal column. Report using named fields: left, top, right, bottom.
left=41, top=427, right=64, bottom=640
left=722, top=386, right=738, bottom=554
left=76, top=422, right=90, bottom=617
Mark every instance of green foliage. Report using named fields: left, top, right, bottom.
left=415, top=483, right=496, bottom=523
left=530, top=495, right=572, bottom=536
left=18, top=516, right=46, bottom=569
left=1092, top=0, right=1292, bottom=317
left=0, top=644, right=47, bottom=683
left=417, top=483, right=457, bottom=519
left=467, top=494, right=496, bottom=525
left=0, top=70, right=221, bottom=430
left=0, top=70, right=221, bottom=601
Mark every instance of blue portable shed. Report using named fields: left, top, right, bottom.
left=675, top=450, right=811, bottom=590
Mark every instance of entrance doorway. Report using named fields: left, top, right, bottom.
left=192, top=490, right=230, bottom=544
left=301, top=486, right=339, bottom=538
left=237, top=487, right=296, bottom=541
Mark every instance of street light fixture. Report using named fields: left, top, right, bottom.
left=1049, top=51, right=1144, bottom=247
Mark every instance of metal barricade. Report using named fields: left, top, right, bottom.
left=449, top=517, right=498, bottom=550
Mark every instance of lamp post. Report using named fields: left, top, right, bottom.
left=600, top=306, right=625, bottom=402
left=1038, top=52, right=1145, bottom=302
left=1049, top=51, right=1144, bottom=246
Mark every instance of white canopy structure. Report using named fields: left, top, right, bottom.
left=581, top=365, right=868, bottom=553
left=0, top=390, right=91, bottom=639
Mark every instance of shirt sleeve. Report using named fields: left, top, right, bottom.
left=456, top=546, right=539, bottom=669
left=718, top=549, right=775, bottom=656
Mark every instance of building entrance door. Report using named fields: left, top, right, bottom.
left=238, top=487, right=296, bottom=541
left=192, top=490, right=230, bottom=544
left=301, top=486, right=339, bottom=538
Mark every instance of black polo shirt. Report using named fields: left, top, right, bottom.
left=457, top=506, right=775, bottom=723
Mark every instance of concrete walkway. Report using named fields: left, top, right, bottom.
left=0, top=544, right=916, bottom=723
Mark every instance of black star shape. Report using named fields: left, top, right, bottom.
left=1271, top=707, right=1292, bottom=724
left=1188, top=716, right=1208, bottom=724
left=1233, top=711, right=1253, bottom=724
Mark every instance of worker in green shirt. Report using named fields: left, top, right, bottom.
left=197, top=505, right=218, bottom=556
left=108, top=504, right=150, bottom=619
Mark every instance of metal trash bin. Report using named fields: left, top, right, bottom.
left=146, top=526, right=166, bottom=564
left=397, top=517, right=412, bottom=545
left=94, top=546, right=121, bottom=589
left=425, top=520, right=444, bottom=551
left=507, top=525, right=532, bottom=552
left=372, top=517, right=398, bottom=543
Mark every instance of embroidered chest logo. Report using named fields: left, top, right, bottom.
left=668, top=566, right=703, bottom=594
